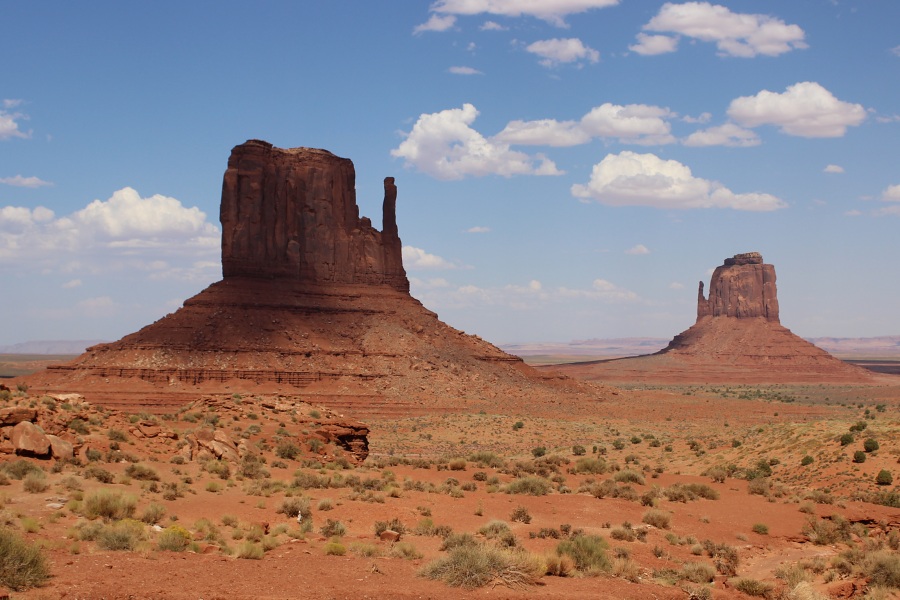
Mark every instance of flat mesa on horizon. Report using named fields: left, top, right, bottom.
left=19, top=140, right=598, bottom=417
left=548, top=252, right=879, bottom=384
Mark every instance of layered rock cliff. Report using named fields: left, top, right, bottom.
left=696, top=252, right=779, bottom=322
left=221, top=140, right=407, bottom=292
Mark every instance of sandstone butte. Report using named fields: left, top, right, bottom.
left=22, top=140, right=599, bottom=418
left=549, top=252, right=879, bottom=384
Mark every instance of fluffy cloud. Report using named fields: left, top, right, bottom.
left=823, top=164, right=845, bottom=174
left=0, top=101, right=30, bottom=140
left=0, top=175, right=53, bottom=188
left=402, top=246, right=460, bottom=270
left=625, top=244, right=650, bottom=255
left=882, top=184, right=900, bottom=202
left=639, top=2, right=807, bottom=58
left=430, top=0, right=620, bottom=27
left=480, top=21, right=507, bottom=31
left=391, top=104, right=562, bottom=179
left=466, top=226, right=491, bottom=233
left=448, top=66, right=483, bottom=75
left=629, top=33, right=678, bottom=55
left=682, top=122, right=760, bottom=147
left=0, top=188, right=220, bottom=278
left=571, top=151, right=786, bottom=211
left=494, top=102, right=675, bottom=147
left=526, top=38, right=599, bottom=67
left=413, top=14, right=456, bottom=34
left=728, top=82, right=866, bottom=137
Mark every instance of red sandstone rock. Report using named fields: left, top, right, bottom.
left=220, top=141, right=407, bottom=291
left=47, top=434, right=74, bottom=460
left=11, top=421, right=51, bottom=457
left=697, top=252, right=778, bottom=321
left=0, top=407, right=37, bottom=426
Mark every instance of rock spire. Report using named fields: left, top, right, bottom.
left=696, top=252, right=779, bottom=322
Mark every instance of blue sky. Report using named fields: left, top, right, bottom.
left=1, top=0, right=898, bottom=346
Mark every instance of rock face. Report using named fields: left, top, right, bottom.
left=550, top=252, right=876, bottom=384
left=696, top=252, right=778, bottom=321
left=220, top=141, right=407, bottom=292
left=22, top=140, right=594, bottom=418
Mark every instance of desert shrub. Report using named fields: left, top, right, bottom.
left=610, top=526, right=636, bottom=542
left=802, top=515, right=852, bottom=545
left=544, top=553, right=575, bottom=577
left=612, top=439, right=625, bottom=450
left=864, top=438, right=880, bottom=453
left=531, top=447, right=547, bottom=458
left=84, top=465, right=115, bottom=483
left=420, top=543, right=543, bottom=588
left=556, top=534, right=610, bottom=574
left=573, top=457, right=606, bottom=475
left=642, top=509, right=671, bottom=529
left=664, top=483, right=719, bottom=502
left=839, top=433, right=854, bottom=446
left=613, top=470, right=645, bottom=485
left=108, top=429, right=128, bottom=442
left=22, top=472, right=48, bottom=494
left=320, top=519, right=346, bottom=537
left=752, top=523, right=769, bottom=535
left=801, top=455, right=814, bottom=466
left=748, top=477, right=770, bottom=496
left=374, top=517, right=406, bottom=536
left=96, top=519, right=145, bottom=551
left=125, top=463, right=159, bottom=481
left=512, top=421, right=524, bottom=431
left=864, top=551, right=900, bottom=588
left=82, top=489, right=137, bottom=521
left=468, top=451, right=505, bottom=468
left=572, top=445, right=586, bottom=456
left=441, top=532, right=479, bottom=551
left=876, top=470, right=894, bottom=486
left=391, top=542, right=423, bottom=560
left=680, top=561, right=716, bottom=583
left=275, top=440, right=301, bottom=460
left=448, top=458, right=467, bottom=471
left=852, top=451, right=866, bottom=464
left=238, top=454, right=269, bottom=479
left=140, top=502, right=167, bottom=524
left=68, top=418, right=89, bottom=435
left=706, top=466, right=727, bottom=483
left=276, top=496, right=310, bottom=519
left=157, top=525, right=191, bottom=551
left=505, top=476, right=551, bottom=496
left=702, top=540, right=739, bottom=576
left=323, top=541, right=346, bottom=556
left=510, top=506, right=532, bottom=524
left=236, top=541, right=264, bottom=559
left=349, top=542, right=382, bottom=557
left=731, top=578, right=773, bottom=597
left=849, top=421, right=867, bottom=432
left=0, top=527, right=50, bottom=591
left=1, top=459, right=43, bottom=480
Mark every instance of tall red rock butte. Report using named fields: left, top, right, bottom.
left=24, top=140, right=595, bottom=417
left=550, top=252, right=877, bottom=384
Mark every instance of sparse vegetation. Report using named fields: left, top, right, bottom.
left=0, top=527, right=50, bottom=591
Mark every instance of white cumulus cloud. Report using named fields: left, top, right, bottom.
left=728, top=82, right=866, bottom=138
left=430, top=0, right=620, bottom=27
left=0, top=175, right=53, bottom=188
left=402, top=246, right=459, bottom=270
left=571, top=151, right=787, bottom=211
left=526, top=38, right=599, bottom=67
left=639, top=2, right=807, bottom=58
left=882, top=184, right=900, bottom=202
left=823, top=164, right=844, bottom=174
left=0, top=101, right=31, bottom=140
left=625, top=244, right=650, bottom=255
left=629, top=33, right=678, bottom=55
left=493, top=119, right=590, bottom=147
left=413, top=14, right=457, bottom=34
left=391, top=104, right=562, bottom=180
left=682, top=122, right=760, bottom=147
left=448, top=66, right=484, bottom=75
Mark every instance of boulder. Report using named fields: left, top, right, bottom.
left=10, top=421, right=51, bottom=457
left=379, top=530, right=401, bottom=543
left=0, top=407, right=37, bottom=426
left=47, top=434, right=74, bottom=461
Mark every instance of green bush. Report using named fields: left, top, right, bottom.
left=96, top=519, right=145, bottom=551
left=864, top=550, right=900, bottom=588
left=276, top=496, right=310, bottom=519
left=22, top=472, right=48, bottom=493
left=642, top=509, right=671, bottom=529
left=275, top=440, right=301, bottom=460
left=82, top=489, right=137, bottom=521
left=323, top=540, right=346, bottom=556
left=320, top=519, right=346, bottom=537
left=236, top=541, right=264, bottom=559
left=140, top=503, right=167, bottom=524
left=731, top=578, right=773, bottom=597
left=876, top=470, right=893, bottom=486
left=0, top=527, right=50, bottom=591
left=839, top=433, right=854, bottom=446
left=510, top=506, right=531, bottom=524
left=157, top=525, right=191, bottom=551
left=680, top=561, right=716, bottom=583
left=1, top=459, right=43, bottom=480
left=612, top=470, right=645, bottom=485
left=504, top=476, right=551, bottom=496
left=864, top=438, right=880, bottom=452
left=125, top=463, right=159, bottom=481
left=801, top=455, right=814, bottom=466
left=531, top=447, right=546, bottom=458
left=572, top=445, right=586, bottom=456
left=84, top=465, right=115, bottom=483
left=556, top=534, right=610, bottom=574
left=752, top=523, right=769, bottom=535
left=852, top=451, right=866, bottom=464
left=108, top=429, right=128, bottom=442
left=420, top=544, right=543, bottom=588
left=572, top=457, right=606, bottom=475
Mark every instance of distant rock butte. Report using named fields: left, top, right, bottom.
left=548, top=252, right=878, bottom=384
left=22, top=140, right=596, bottom=417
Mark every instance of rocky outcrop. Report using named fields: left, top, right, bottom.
left=220, top=140, right=408, bottom=292
left=10, top=421, right=51, bottom=457
left=697, top=252, right=779, bottom=322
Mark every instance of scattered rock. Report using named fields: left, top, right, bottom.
left=46, top=434, right=74, bottom=460
left=379, top=530, right=401, bottom=543
left=10, top=420, right=51, bottom=457
left=0, top=407, right=37, bottom=426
